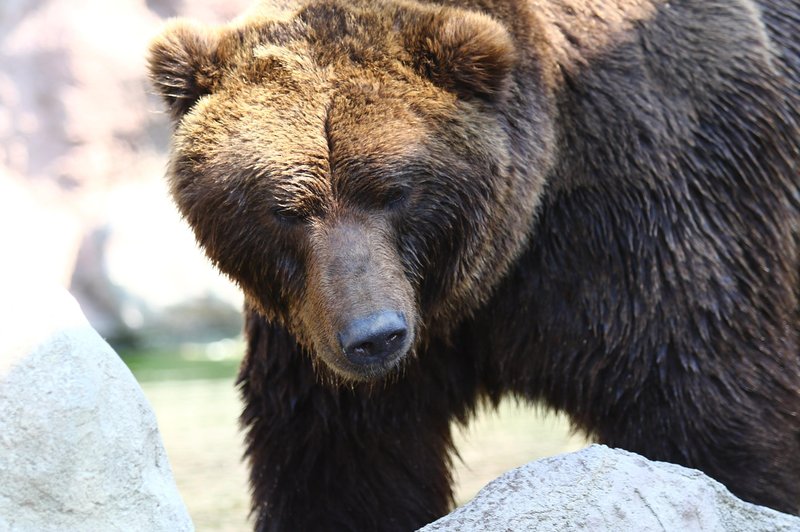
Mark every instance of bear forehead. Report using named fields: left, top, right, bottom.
left=163, top=0, right=509, bottom=213
left=175, top=65, right=441, bottom=216
left=180, top=1, right=455, bottom=170
left=179, top=70, right=436, bottom=176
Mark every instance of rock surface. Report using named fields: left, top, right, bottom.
left=422, top=445, right=800, bottom=532
left=0, top=282, right=193, bottom=532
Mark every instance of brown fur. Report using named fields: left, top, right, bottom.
left=149, top=0, right=800, bottom=529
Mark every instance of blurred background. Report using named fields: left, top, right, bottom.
left=0, top=1, right=585, bottom=530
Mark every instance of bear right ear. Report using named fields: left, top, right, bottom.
left=148, top=20, right=221, bottom=121
left=404, top=9, right=517, bottom=100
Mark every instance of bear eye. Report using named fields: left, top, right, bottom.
left=385, top=187, right=410, bottom=210
left=271, top=206, right=307, bottom=225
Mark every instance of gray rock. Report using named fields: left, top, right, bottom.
left=422, top=444, right=800, bottom=532
left=0, top=283, right=193, bottom=532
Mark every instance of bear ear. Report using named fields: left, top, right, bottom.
left=148, top=20, right=221, bottom=120
left=409, top=10, right=517, bottom=100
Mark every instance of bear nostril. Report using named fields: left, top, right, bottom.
left=339, top=311, right=409, bottom=363
left=385, top=330, right=405, bottom=346
left=352, top=342, right=374, bottom=358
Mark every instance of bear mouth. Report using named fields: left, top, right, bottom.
left=330, top=346, right=411, bottom=381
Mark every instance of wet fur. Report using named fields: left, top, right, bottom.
left=149, top=0, right=800, bottom=529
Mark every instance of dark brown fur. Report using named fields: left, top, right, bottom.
left=149, top=0, right=800, bottom=529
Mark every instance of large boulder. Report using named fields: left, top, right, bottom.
left=0, top=283, right=193, bottom=531
left=423, top=445, right=800, bottom=532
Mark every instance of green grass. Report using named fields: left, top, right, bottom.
left=119, top=341, right=243, bottom=382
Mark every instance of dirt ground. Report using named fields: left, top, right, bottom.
left=141, top=379, right=586, bottom=531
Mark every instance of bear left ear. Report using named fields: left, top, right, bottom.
left=148, top=20, right=222, bottom=121
left=408, top=10, right=517, bottom=100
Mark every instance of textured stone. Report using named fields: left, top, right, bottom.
left=422, top=445, right=800, bottom=532
left=0, top=283, right=193, bottom=532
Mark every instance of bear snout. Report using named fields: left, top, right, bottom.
left=302, top=218, right=419, bottom=380
left=338, top=310, right=410, bottom=366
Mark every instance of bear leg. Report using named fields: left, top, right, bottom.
left=238, top=309, right=471, bottom=531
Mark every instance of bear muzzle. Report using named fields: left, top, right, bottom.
left=302, top=217, right=418, bottom=380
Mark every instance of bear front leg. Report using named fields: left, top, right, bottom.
left=238, top=310, right=470, bottom=531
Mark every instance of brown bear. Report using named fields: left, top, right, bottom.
left=148, top=0, right=800, bottom=530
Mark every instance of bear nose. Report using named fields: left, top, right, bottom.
left=338, top=311, right=408, bottom=363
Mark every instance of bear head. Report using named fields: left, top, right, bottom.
left=148, top=0, right=554, bottom=381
